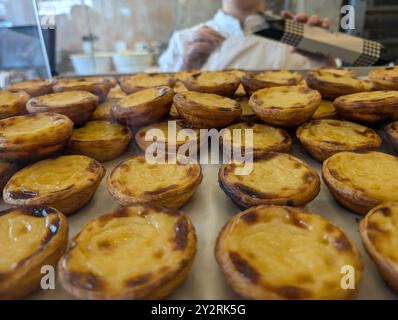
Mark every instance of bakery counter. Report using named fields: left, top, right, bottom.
left=1, top=67, right=398, bottom=300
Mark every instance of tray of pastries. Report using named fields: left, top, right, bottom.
left=0, top=69, right=398, bottom=300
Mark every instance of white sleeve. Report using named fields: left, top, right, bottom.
left=158, top=31, right=187, bottom=72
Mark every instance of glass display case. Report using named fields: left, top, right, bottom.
left=0, top=0, right=367, bottom=82
left=0, top=0, right=52, bottom=87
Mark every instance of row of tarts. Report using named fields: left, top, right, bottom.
left=0, top=67, right=398, bottom=300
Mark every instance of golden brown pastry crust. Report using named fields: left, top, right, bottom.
left=323, top=151, right=398, bottom=215
left=183, top=71, right=240, bottom=97
left=67, top=121, right=132, bottom=162
left=215, top=205, right=363, bottom=300
left=249, top=86, right=321, bottom=127
left=174, top=91, right=242, bottom=128
left=120, top=73, right=174, bottom=94
left=112, top=86, right=174, bottom=127
left=0, top=90, right=29, bottom=119
left=0, top=206, right=68, bottom=299
left=241, top=70, right=303, bottom=95
left=53, top=77, right=114, bottom=103
left=27, top=91, right=98, bottom=125
left=219, top=153, right=320, bottom=209
left=6, top=79, right=53, bottom=97
left=297, top=119, right=381, bottom=162
left=333, top=91, right=398, bottom=124
left=368, top=66, right=398, bottom=90
left=360, top=202, right=398, bottom=293
left=0, top=112, right=73, bottom=162
left=107, top=155, right=202, bottom=209
left=58, top=205, right=196, bottom=300
left=385, top=121, right=398, bottom=152
left=3, top=155, right=105, bottom=215
left=220, top=122, right=292, bottom=157
left=307, top=68, right=373, bottom=100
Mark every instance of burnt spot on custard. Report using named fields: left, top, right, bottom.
left=174, top=217, right=189, bottom=251
left=272, top=285, right=311, bottom=300
left=234, top=184, right=275, bottom=199
left=97, top=240, right=113, bottom=250
left=240, top=210, right=258, bottom=224
left=125, top=273, right=152, bottom=287
left=379, top=207, right=393, bottom=217
left=302, top=171, right=316, bottom=184
left=7, top=189, right=38, bottom=200
left=367, top=221, right=387, bottom=234
left=112, top=209, right=130, bottom=218
left=87, top=160, right=101, bottom=173
left=333, top=234, right=353, bottom=252
left=229, top=251, right=260, bottom=284
left=144, top=185, right=178, bottom=196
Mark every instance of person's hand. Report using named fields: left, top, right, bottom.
left=281, top=10, right=332, bottom=29
left=182, top=26, right=225, bottom=70
left=281, top=10, right=336, bottom=66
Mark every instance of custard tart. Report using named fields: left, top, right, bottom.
left=4, top=155, right=105, bottom=215
left=297, top=119, right=381, bottom=162
left=0, top=113, right=73, bottom=162
left=91, top=100, right=114, bottom=121
left=27, top=91, right=98, bottom=125
left=107, top=155, right=202, bottom=209
left=360, top=202, right=398, bottom=293
left=112, top=86, right=174, bottom=127
left=386, top=121, right=398, bottom=152
left=249, top=86, right=321, bottom=127
left=0, top=207, right=68, bottom=299
left=0, top=161, right=17, bottom=192
left=135, top=121, right=201, bottom=156
left=53, top=77, right=114, bottom=103
left=120, top=73, right=174, bottom=94
left=6, top=79, right=53, bottom=97
left=0, top=90, right=29, bottom=119
left=368, top=66, right=398, bottom=90
left=183, top=71, right=240, bottom=97
left=174, top=91, right=241, bottom=128
left=68, top=121, right=132, bottom=162
left=220, top=122, right=292, bottom=157
left=334, top=91, right=398, bottom=124
left=216, top=205, right=363, bottom=300
left=323, top=151, right=398, bottom=214
left=58, top=205, right=196, bottom=300
left=219, top=153, right=320, bottom=209
left=311, top=100, right=338, bottom=120
left=241, top=70, right=303, bottom=95
left=307, top=68, right=373, bottom=100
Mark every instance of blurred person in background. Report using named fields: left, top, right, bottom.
left=159, top=0, right=334, bottom=71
